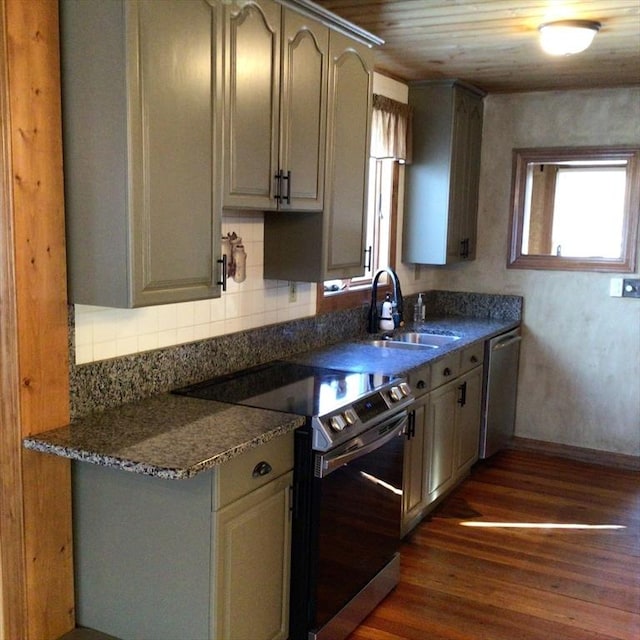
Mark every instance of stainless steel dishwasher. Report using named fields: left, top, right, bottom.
left=480, top=327, right=522, bottom=458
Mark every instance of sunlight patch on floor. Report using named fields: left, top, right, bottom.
left=459, top=521, right=626, bottom=530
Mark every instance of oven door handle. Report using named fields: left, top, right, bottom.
left=316, top=413, right=408, bottom=478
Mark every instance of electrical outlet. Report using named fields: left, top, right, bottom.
left=288, top=281, right=297, bottom=303
left=622, top=278, right=640, bottom=298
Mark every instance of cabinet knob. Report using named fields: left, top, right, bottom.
left=470, top=355, right=478, bottom=363
left=252, top=461, right=273, bottom=478
left=443, top=367, right=452, bottom=377
left=416, top=380, right=426, bottom=389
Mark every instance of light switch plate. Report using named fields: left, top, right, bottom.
left=622, top=278, right=640, bottom=298
left=609, top=278, right=623, bottom=297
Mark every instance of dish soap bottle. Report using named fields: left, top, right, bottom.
left=379, top=293, right=395, bottom=331
left=413, top=293, right=425, bottom=322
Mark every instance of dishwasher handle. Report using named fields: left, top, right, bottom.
left=491, top=335, right=522, bottom=351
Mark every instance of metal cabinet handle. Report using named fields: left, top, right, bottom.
left=216, top=254, right=227, bottom=292
left=274, top=170, right=282, bottom=202
left=363, top=245, right=372, bottom=272
left=406, top=411, right=416, bottom=440
left=282, top=170, right=291, bottom=204
left=457, top=381, right=467, bottom=407
left=274, top=170, right=291, bottom=204
left=252, top=461, right=273, bottom=478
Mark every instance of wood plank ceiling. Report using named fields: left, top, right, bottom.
left=314, top=0, right=640, bottom=92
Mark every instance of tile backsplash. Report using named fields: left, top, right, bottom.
left=74, top=212, right=317, bottom=364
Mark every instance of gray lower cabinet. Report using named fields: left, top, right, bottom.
left=223, top=0, right=328, bottom=212
left=427, top=364, right=483, bottom=505
left=215, top=472, right=292, bottom=640
left=402, top=344, right=484, bottom=535
left=402, top=395, right=430, bottom=536
left=61, top=0, right=223, bottom=307
left=264, top=32, right=374, bottom=281
left=73, top=433, right=294, bottom=640
left=403, top=80, right=484, bottom=265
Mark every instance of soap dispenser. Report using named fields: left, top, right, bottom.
left=379, top=293, right=395, bottom=332
left=413, top=293, right=425, bottom=322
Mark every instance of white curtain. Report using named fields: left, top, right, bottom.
left=370, top=94, right=412, bottom=162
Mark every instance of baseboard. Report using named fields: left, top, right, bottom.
left=509, top=437, right=640, bottom=471
left=57, top=628, right=121, bottom=640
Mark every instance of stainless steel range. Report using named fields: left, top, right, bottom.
left=174, top=361, right=413, bottom=640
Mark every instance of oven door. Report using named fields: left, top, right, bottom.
left=310, top=412, right=407, bottom=639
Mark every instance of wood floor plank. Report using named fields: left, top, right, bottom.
left=349, top=449, right=640, bottom=640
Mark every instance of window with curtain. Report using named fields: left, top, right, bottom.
left=370, top=93, right=412, bottom=163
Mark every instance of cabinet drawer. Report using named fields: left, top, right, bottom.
left=430, top=352, right=460, bottom=389
left=460, top=342, right=484, bottom=375
left=216, top=432, right=294, bottom=509
left=407, top=364, right=431, bottom=398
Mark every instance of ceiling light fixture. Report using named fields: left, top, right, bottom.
left=538, top=19, right=601, bottom=56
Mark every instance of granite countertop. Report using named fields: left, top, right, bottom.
left=23, top=394, right=305, bottom=480
left=23, top=314, right=519, bottom=480
left=289, top=317, right=519, bottom=375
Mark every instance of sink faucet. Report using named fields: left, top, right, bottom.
left=367, top=268, right=404, bottom=333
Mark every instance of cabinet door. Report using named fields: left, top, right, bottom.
left=214, top=471, right=292, bottom=640
left=403, top=81, right=483, bottom=267
left=279, top=10, right=328, bottom=211
left=447, top=87, right=483, bottom=262
left=129, top=0, right=223, bottom=306
left=323, top=32, right=373, bottom=278
left=427, top=380, right=457, bottom=503
left=224, top=0, right=281, bottom=210
left=62, top=0, right=223, bottom=307
left=454, top=366, right=483, bottom=473
left=402, top=399, right=430, bottom=535
left=461, top=93, right=483, bottom=261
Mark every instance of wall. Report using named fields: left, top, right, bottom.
left=423, top=87, right=640, bottom=456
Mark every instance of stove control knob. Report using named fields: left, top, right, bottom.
left=343, top=408, right=358, bottom=425
left=329, top=414, right=347, bottom=432
left=399, top=382, right=411, bottom=397
left=389, top=386, right=403, bottom=402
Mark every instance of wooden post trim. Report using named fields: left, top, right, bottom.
left=2, top=0, right=74, bottom=637
left=0, top=1, right=29, bottom=636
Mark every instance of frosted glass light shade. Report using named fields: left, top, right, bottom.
left=539, top=20, right=601, bottom=56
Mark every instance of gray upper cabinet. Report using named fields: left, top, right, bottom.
left=323, top=33, right=374, bottom=279
left=263, top=33, right=374, bottom=281
left=223, top=0, right=328, bottom=211
left=62, top=0, right=223, bottom=307
left=403, top=81, right=484, bottom=265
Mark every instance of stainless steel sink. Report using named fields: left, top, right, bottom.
left=368, top=332, right=461, bottom=350
left=393, top=332, right=461, bottom=347
left=368, top=339, right=439, bottom=350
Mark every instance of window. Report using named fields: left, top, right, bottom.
left=551, top=166, right=626, bottom=258
left=509, top=146, right=640, bottom=272
left=317, top=94, right=411, bottom=313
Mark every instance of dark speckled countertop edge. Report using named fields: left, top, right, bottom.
left=23, top=395, right=306, bottom=480
left=24, top=305, right=521, bottom=480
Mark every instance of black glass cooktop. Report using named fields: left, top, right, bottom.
left=173, top=361, right=393, bottom=418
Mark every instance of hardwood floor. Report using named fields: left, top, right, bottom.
left=349, top=449, right=640, bottom=640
